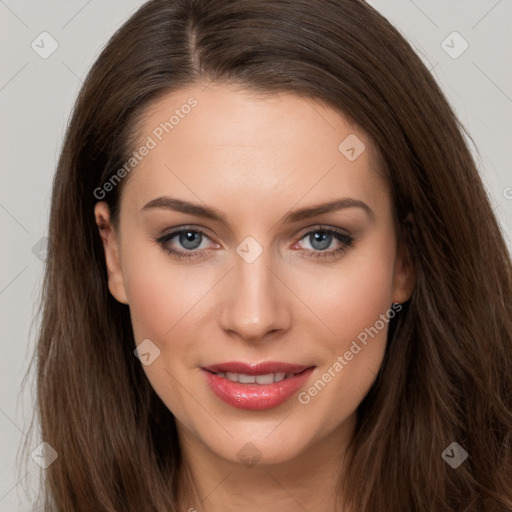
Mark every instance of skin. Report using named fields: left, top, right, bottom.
left=94, top=83, right=415, bottom=511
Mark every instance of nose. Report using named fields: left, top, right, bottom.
left=218, top=247, right=292, bottom=343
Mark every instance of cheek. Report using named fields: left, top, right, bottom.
left=299, top=241, right=396, bottom=345
left=121, top=237, right=212, bottom=343
left=121, top=248, right=213, bottom=416
left=292, top=241, right=396, bottom=426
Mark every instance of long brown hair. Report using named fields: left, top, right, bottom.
left=21, top=0, right=512, bottom=510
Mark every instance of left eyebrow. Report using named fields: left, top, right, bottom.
left=281, top=198, right=374, bottom=223
left=140, top=196, right=374, bottom=224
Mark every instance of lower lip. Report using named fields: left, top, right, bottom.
left=202, top=367, right=315, bottom=410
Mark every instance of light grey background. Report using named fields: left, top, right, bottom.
left=1, top=1, right=511, bottom=509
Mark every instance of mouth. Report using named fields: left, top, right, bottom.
left=201, top=361, right=316, bottom=410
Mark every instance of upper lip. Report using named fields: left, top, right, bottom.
left=202, top=361, right=313, bottom=375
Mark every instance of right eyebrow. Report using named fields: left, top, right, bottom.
left=141, top=196, right=225, bottom=222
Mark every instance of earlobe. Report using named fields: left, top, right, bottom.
left=94, top=202, right=129, bottom=305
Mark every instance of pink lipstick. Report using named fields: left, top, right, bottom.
left=201, top=361, right=315, bottom=410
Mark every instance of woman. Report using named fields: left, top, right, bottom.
left=23, top=0, right=512, bottom=510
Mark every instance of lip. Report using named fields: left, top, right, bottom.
left=201, top=362, right=315, bottom=410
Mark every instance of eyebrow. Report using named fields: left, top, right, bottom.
left=140, top=196, right=374, bottom=224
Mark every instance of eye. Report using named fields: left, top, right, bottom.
left=155, top=227, right=216, bottom=260
left=294, top=226, right=354, bottom=259
left=155, top=225, right=355, bottom=261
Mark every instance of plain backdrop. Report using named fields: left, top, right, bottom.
left=1, top=0, right=511, bottom=509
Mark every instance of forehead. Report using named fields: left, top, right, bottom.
left=121, top=83, right=388, bottom=216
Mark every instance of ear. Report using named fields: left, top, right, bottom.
left=94, top=202, right=129, bottom=305
left=391, top=213, right=416, bottom=304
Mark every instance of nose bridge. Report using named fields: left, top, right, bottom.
left=219, top=240, right=290, bottom=340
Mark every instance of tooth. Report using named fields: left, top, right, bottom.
left=226, top=372, right=239, bottom=382
left=274, top=372, right=286, bottom=382
left=239, top=374, right=256, bottom=384
left=255, top=373, right=275, bottom=384
left=219, top=371, right=291, bottom=384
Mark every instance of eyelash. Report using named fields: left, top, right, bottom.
left=155, top=225, right=354, bottom=261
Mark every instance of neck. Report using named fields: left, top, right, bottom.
left=176, top=413, right=357, bottom=512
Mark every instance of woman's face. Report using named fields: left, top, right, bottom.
left=95, top=83, right=414, bottom=466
